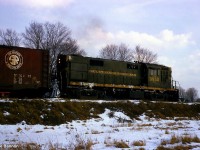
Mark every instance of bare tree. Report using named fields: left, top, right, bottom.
left=118, top=43, right=133, bottom=61
left=22, top=21, right=86, bottom=74
left=42, top=22, right=72, bottom=74
left=185, top=87, right=198, bottom=102
left=133, top=45, right=158, bottom=63
left=178, top=86, right=186, bottom=101
left=0, top=29, right=21, bottom=46
left=59, top=38, right=86, bottom=56
left=22, top=22, right=44, bottom=49
left=99, top=43, right=133, bottom=61
left=99, top=44, right=118, bottom=60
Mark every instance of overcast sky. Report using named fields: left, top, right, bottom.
left=0, top=0, right=200, bottom=93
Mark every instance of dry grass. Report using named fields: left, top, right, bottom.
left=182, top=135, right=200, bottom=144
left=158, top=134, right=200, bottom=150
left=165, top=130, right=170, bottom=134
left=71, top=132, right=95, bottom=150
left=166, top=122, right=177, bottom=126
left=132, top=140, right=146, bottom=146
left=138, top=123, right=152, bottom=127
left=74, top=139, right=94, bottom=150
left=170, top=135, right=180, bottom=144
left=160, top=140, right=167, bottom=146
left=157, top=145, right=192, bottom=150
left=1, top=143, right=41, bottom=150
left=0, top=100, right=200, bottom=125
left=114, top=140, right=129, bottom=148
left=17, top=127, right=22, bottom=132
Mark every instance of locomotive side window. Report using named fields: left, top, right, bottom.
left=150, top=69, right=160, bottom=76
left=161, top=69, right=169, bottom=82
left=127, top=64, right=138, bottom=69
left=90, top=59, right=104, bottom=66
left=157, top=70, right=160, bottom=76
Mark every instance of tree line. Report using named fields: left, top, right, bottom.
left=0, top=21, right=158, bottom=66
left=0, top=21, right=199, bottom=102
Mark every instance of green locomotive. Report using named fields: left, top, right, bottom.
left=57, top=54, right=179, bottom=101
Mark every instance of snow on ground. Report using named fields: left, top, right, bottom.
left=0, top=105, right=200, bottom=150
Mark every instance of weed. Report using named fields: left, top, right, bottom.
left=182, top=135, right=200, bottom=144
left=74, top=139, right=94, bottom=150
left=35, top=130, right=43, bottom=133
left=160, top=140, right=167, bottom=145
left=139, top=123, right=152, bottom=127
left=1, top=143, right=41, bottom=150
left=17, top=127, right=22, bottom=132
left=173, top=145, right=191, bottom=150
left=165, top=130, right=169, bottom=134
left=157, top=145, right=192, bottom=150
left=158, top=134, right=200, bottom=150
left=170, top=135, right=180, bottom=144
left=166, top=122, right=177, bottom=126
left=133, top=140, right=146, bottom=146
left=156, top=145, right=172, bottom=150
left=114, top=140, right=129, bottom=148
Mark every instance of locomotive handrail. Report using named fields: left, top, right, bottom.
left=172, top=80, right=185, bottom=102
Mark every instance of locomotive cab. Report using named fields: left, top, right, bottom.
left=141, top=63, right=178, bottom=101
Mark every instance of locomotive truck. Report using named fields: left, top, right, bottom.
left=0, top=45, right=179, bottom=101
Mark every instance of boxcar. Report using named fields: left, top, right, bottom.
left=57, top=54, right=179, bottom=101
left=0, top=45, right=49, bottom=97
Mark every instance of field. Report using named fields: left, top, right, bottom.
left=0, top=98, right=200, bottom=150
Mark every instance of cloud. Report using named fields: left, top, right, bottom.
left=159, top=30, right=194, bottom=49
left=0, top=0, right=74, bottom=8
left=115, top=0, right=163, bottom=14
left=76, top=26, right=194, bottom=57
left=188, top=51, right=200, bottom=73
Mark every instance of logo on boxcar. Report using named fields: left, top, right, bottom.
left=5, top=50, right=23, bottom=70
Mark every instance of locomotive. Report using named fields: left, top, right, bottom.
left=57, top=54, right=179, bottom=101
left=0, top=45, right=179, bottom=101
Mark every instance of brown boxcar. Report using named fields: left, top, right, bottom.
left=0, top=45, right=49, bottom=97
